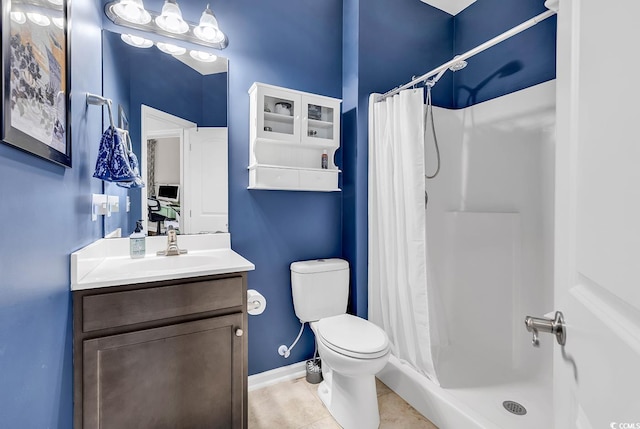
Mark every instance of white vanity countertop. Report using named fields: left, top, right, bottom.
left=71, top=233, right=255, bottom=291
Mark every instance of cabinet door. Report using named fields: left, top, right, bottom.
left=301, top=96, right=340, bottom=147
left=257, top=86, right=301, bottom=142
left=83, top=313, right=244, bottom=429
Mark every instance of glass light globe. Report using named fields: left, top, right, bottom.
left=121, top=33, right=153, bottom=48
left=155, top=0, right=188, bottom=34
left=156, top=42, right=186, bottom=56
left=10, top=11, right=27, bottom=24
left=112, top=0, right=151, bottom=25
left=189, top=50, right=217, bottom=63
left=27, top=12, right=51, bottom=26
left=194, top=4, right=224, bottom=43
left=52, top=16, right=64, bottom=29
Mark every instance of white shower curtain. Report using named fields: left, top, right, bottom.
left=368, top=89, right=440, bottom=385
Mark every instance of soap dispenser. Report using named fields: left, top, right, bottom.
left=130, top=220, right=145, bottom=259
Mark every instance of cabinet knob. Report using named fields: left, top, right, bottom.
left=235, top=328, right=244, bottom=337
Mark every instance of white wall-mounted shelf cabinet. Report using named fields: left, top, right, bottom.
left=248, top=82, right=342, bottom=192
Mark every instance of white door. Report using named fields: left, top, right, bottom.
left=554, top=1, right=640, bottom=427
left=183, top=128, right=228, bottom=234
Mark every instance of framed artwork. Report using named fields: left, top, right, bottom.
left=1, top=0, right=71, bottom=167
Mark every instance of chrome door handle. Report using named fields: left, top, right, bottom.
left=524, top=311, right=566, bottom=347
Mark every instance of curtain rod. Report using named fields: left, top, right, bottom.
left=376, top=8, right=557, bottom=102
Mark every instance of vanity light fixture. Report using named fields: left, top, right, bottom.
left=121, top=33, right=153, bottom=48
left=104, top=1, right=228, bottom=50
left=194, top=4, right=224, bottom=43
left=189, top=50, right=217, bottom=62
left=27, top=12, right=51, bottom=26
left=156, top=42, right=186, bottom=56
left=155, top=0, right=189, bottom=34
left=112, top=0, right=151, bottom=25
left=10, top=11, right=27, bottom=24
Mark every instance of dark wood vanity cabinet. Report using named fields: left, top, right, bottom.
left=73, top=273, right=248, bottom=429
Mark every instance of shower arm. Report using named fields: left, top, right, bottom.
left=376, top=7, right=557, bottom=102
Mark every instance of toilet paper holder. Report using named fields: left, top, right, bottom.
left=247, top=289, right=267, bottom=316
left=248, top=299, right=262, bottom=312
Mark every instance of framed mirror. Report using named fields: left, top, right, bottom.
left=101, top=30, right=228, bottom=237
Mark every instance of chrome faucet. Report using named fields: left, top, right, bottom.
left=157, top=225, right=187, bottom=256
left=524, top=311, right=566, bottom=347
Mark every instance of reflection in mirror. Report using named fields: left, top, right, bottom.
left=101, top=30, right=228, bottom=237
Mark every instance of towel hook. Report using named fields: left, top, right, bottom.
left=86, top=93, right=115, bottom=132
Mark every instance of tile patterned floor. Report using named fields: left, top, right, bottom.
left=248, top=377, right=438, bottom=429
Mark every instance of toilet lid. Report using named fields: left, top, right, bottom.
left=317, top=314, right=389, bottom=359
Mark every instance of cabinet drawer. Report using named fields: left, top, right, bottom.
left=299, top=169, right=338, bottom=190
left=251, top=166, right=299, bottom=189
left=82, top=277, right=243, bottom=332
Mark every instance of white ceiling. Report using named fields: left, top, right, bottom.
left=420, top=0, right=476, bottom=15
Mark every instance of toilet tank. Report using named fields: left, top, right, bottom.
left=290, top=258, right=349, bottom=322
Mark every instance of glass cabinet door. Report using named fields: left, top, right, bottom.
left=302, top=97, right=339, bottom=146
left=257, top=87, right=301, bottom=143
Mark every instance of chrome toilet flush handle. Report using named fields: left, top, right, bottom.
left=524, top=311, right=566, bottom=347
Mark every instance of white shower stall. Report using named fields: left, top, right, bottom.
left=371, top=81, right=556, bottom=429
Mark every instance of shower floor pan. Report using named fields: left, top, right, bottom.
left=377, top=355, right=552, bottom=429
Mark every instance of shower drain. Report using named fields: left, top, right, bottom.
left=502, top=400, right=527, bottom=416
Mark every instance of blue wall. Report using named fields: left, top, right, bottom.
left=202, top=72, right=228, bottom=127
left=219, top=0, right=344, bottom=374
left=0, top=1, right=104, bottom=427
left=452, top=0, right=556, bottom=107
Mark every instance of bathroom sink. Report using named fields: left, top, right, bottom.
left=71, top=234, right=255, bottom=290
left=89, top=253, right=224, bottom=283
left=120, top=254, right=218, bottom=273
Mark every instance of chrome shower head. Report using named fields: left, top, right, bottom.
left=427, top=55, right=468, bottom=87
left=449, top=56, right=468, bottom=72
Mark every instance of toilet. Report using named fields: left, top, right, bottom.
left=290, top=258, right=390, bottom=429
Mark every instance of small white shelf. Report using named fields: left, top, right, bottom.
left=254, top=137, right=337, bottom=149
left=249, top=83, right=342, bottom=192
left=264, top=111, right=294, bottom=123
left=308, top=118, right=334, bottom=128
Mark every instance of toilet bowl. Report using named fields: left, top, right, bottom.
left=290, top=259, right=390, bottom=429
left=311, top=314, right=390, bottom=429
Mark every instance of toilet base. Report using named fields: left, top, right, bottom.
left=317, top=371, right=380, bottom=429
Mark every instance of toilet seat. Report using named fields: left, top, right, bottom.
left=316, top=314, right=389, bottom=359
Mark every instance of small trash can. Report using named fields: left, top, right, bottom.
left=306, top=358, right=323, bottom=384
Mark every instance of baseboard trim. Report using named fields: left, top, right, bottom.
left=248, top=361, right=307, bottom=391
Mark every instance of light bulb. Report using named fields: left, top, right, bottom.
left=156, top=42, right=186, bottom=56
left=10, top=11, right=26, bottom=24
left=52, top=17, right=64, bottom=29
left=121, top=33, right=153, bottom=48
left=27, top=12, right=51, bottom=26
left=189, top=50, right=217, bottom=63
left=112, top=0, right=151, bottom=25
left=155, top=0, right=188, bottom=34
left=194, top=4, right=224, bottom=43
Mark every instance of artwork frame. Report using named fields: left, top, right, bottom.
left=1, top=0, right=72, bottom=168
